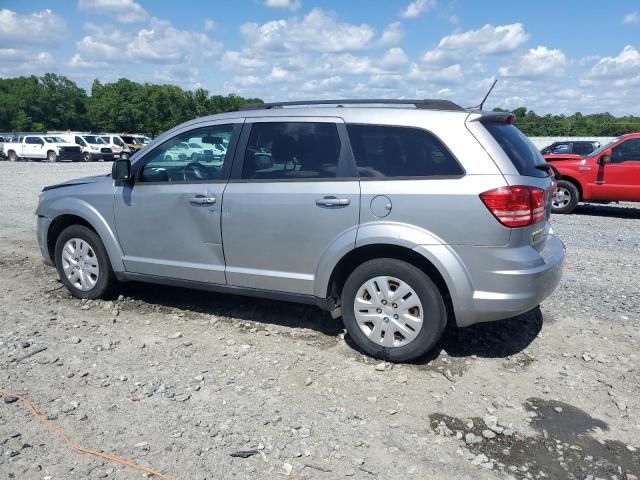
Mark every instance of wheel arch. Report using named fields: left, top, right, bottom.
left=557, top=175, right=583, bottom=201
left=45, top=202, right=125, bottom=272
left=322, top=243, right=465, bottom=328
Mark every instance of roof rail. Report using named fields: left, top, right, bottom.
left=240, top=99, right=465, bottom=112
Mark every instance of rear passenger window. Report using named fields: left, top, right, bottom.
left=483, top=122, right=549, bottom=178
left=242, top=122, right=341, bottom=180
left=346, top=124, right=463, bottom=178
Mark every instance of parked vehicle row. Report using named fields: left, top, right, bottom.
left=1, top=132, right=153, bottom=162
left=542, top=135, right=640, bottom=213
left=36, top=99, right=565, bottom=361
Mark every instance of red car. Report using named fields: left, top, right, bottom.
left=544, top=133, right=640, bottom=213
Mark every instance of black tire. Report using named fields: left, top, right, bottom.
left=552, top=180, right=579, bottom=214
left=341, top=258, right=447, bottom=362
left=8, top=151, right=18, bottom=162
left=82, top=152, right=91, bottom=162
left=47, top=150, right=58, bottom=163
left=54, top=225, right=117, bottom=300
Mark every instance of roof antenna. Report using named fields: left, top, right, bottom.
left=474, top=78, right=498, bottom=110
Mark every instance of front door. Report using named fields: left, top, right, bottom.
left=593, top=138, right=640, bottom=201
left=113, top=121, right=242, bottom=284
left=222, top=118, right=360, bottom=296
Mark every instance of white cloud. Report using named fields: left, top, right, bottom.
left=0, top=50, right=55, bottom=77
left=204, top=19, right=216, bottom=32
left=408, top=62, right=463, bottom=84
left=438, top=23, right=529, bottom=55
left=582, top=45, right=640, bottom=87
left=300, top=76, right=344, bottom=92
left=380, top=47, right=409, bottom=69
left=379, top=22, right=404, bottom=47
left=240, top=9, right=374, bottom=54
left=0, top=9, right=67, bottom=48
left=498, top=46, right=567, bottom=78
left=268, top=65, right=294, bottom=81
left=400, top=0, right=436, bottom=19
left=264, top=0, right=301, bottom=11
left=78, top=0, right=149, bottom=23
left=71, top=20, right=222, bottom=66
left=220, top=50, right=267, bottom=71
left=623, top=11, right=639, bottom=25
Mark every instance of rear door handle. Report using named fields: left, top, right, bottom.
left=189, top=195, right=217, bottom=205
left=315, top=196, right=350, bottom=207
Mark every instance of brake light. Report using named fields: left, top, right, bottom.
left=480, top=186, right=546, bottom=228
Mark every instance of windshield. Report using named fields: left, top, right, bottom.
left=83, top=135, right=106, bottom=144
left=137, top=136, right=151, bottom=144
left=43, top=136, right=65, bottom=143
left=587, top=138, right=619, bottom=158
left=188, top=143, right=201, bottom=148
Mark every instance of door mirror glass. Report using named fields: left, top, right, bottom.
left=112, top=158, right=131, bottom=181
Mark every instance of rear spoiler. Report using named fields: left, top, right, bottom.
left=466, top=111, right=515, bottom=124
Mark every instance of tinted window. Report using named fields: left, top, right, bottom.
left=483, top=122, right=548, bottom=177
left=139, top=124, right=234, bottom=183
left=572, top=142, right=595, bottom=155
left=612, top=138, right=640, bottom=162
left=347, top=124, right=463, bottom=178
left=25, top=137, right=41, bottom=144
left=242, top=122, right=341, bottom=180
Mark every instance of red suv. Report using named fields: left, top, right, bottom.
left=545, top=133, right=640, bottom=213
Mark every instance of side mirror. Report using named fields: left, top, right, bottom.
left=112, top=158, right=132, bottom=181
left=599, top=148, right=612, bottom=165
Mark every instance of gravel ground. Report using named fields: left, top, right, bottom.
left=0, top=162, right=639, bottom=480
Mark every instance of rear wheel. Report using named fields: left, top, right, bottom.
left=47, top=150, right=58, bottom=162
left=54, top=225, right=116, bottom=299
left=341, top=258, right=447, bottom=362
left=8, top=151, right=18, bottom=162
left=552, top=180, right=579, bottom=214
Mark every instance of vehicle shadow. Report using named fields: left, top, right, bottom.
left=121, top=282, right=543, bottom=361
left=342, top=306, right=543, bottom=363
left=569, top=203, right=640, bottom=219
left=119, top=281, right=343, bottom=337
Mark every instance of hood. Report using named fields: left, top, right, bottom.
left=49, top=142, right=80, bottom=148
left=543, top=153, right=583, bottom=162
left=42, top=173, right=112, bottom=192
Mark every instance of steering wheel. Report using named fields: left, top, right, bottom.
left=182, top=161, right=208, bottom=181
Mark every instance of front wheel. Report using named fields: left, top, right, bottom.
left=54, top=225, right=117, bottom=299
left=47, top=150, right=58, bottom=162
left=82, top=152, right=91, bottom=162
left=341, top=259, right=447, bottom=362
left=551, top=180, right=579, bottom=214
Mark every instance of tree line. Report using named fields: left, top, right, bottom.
left=1, top=73, right=639, bottom=136
left=0, top=73, right=261, bottom=135
left=494, top=107, right=640, bottom=137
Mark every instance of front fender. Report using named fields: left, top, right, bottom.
left=40, top=197, right=125, bottom=272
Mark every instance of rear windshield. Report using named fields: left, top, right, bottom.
left=483, top=122, right=549, bottom=177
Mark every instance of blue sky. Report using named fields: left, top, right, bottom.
left=1, top=0, right=639, bottom=114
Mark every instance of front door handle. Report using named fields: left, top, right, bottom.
left=315, top=196, right=350, bottom=207
left=189, top=195, right=217, bottom=205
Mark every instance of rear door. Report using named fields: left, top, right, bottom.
left=594, top=138, right=640, bottom=201
left=222, top=117, right=360, bottom=296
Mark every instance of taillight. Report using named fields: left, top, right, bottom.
left=480, top=186, right=546, bottom=228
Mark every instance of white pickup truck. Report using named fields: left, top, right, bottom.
left=4, top=135, right=83, bottom=162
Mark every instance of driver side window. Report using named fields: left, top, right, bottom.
left=139, top=124, right=234, bottom=183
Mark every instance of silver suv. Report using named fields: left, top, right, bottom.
left=36, top=99, right=565, bottom=361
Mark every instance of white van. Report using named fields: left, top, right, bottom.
left=99, top=134, right=132, bottom=160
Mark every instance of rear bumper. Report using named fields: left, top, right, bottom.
left=416, top=234, right=565, bottom=327
left=36, top=215, right=54, bottom=266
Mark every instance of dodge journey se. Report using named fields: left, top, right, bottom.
left=36, top=99, right=565, bottom=361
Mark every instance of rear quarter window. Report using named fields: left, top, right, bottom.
left=346, top=124, right=464, bottom=178
left=483, top=122, right=549, bottom=178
